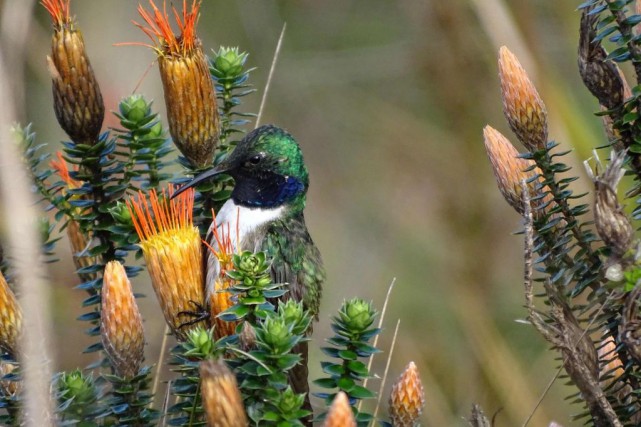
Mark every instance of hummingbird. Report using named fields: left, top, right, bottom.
left=174, top=124, right=324, bottom=417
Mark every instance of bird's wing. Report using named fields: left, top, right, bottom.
left=262, top=213, right=324, bottom=320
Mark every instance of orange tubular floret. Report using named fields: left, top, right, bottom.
left=134, top=0, right=201, bottom=56
left=127, top=185, right=195, bottom=242
left=41, top=0, right=70, bottom=27
left=50, top=151, right=80, bottom=189
left=204, top=208, right=239, bottom=275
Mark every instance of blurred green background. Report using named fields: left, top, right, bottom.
left=2, top=0, right=614, bottom=424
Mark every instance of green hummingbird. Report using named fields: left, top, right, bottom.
left=174, top=124, right=324, bottom=415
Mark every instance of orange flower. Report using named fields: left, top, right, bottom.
left=204, top=212, right=240, bottom=339
left=127, top=185, right=205, bottom=340
left=101, top=261, right=145, bottom=378
left=132, top=0, right=219, bottom=167
left=43, top=0, right=104, bottom=144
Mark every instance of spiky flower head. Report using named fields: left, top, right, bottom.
left=585, top=150, right=633, bottom=257
left=0, top=270, right=21, bottom=358
left=127, top=186, right=205, bottom=340
left=483, top=125, right=551, bottom=217
left=51, top=152, right=97, bottom=281
left=42, top=0, right=104, bottom=144
left=498, top=46, right=548, bottom=152
left=389, top=361, right=425, bottom=427
left=323, top=391, right=356, bottom=427
left=100, top=261, right=145, bottom=378
left=204, top=217, right=238, bottom=339
left=134, top=0, right=219, bottom=167
left=199, top=359, right=248, bottom=427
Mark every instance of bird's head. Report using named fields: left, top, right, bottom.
left=174, top=125, right=309, bottom=210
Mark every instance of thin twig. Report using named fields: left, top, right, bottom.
left=358, top=277, right=396, bottom=412
left=255, top=22, right=286, bottom=128
left=151, top=325, right=170, bottom=408
left=161, top=379, right=172, bottom=427
left=373, top=319, right=400, bottom=420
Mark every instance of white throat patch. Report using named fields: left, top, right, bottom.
left=205, top=199, right=284, bottom=295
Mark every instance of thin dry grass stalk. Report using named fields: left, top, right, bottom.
left=322, top=391, right=356, bottom=427
left=43, top=0, right=104, bottom=144
left=498, top=46, right=547, bottom=152
left=100, top=261, right=145, bottom=378
left=127, top=186, right=206, bottom=340
left=199, top=359, right=248, bottom=427
left=134, top=0, right=219, bottom=167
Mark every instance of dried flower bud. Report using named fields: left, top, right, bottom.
left=200, top=359, right=248, bottom=427
left=323, top=392, right=356, bottom=427
left=238, top=322, right=256, bottom=351
left=389, top=361, right=425, bottom=427
left=598, top=336, right=624, bottom=384
left=127, top=186, right=206, bottom=340
left=468, top=404, right=491, bottom=427
left=578, top=8, right=626, bottom=110
left=498, top=46, right=548, bottom=152
left=0, top=270, right=21, bottom=357
left=135, top=1, right=219, bottom=167
left=43, top=0, right=104, bottom=144
left=585, top=150, right=633, bottom=256
left=101, top=261, right=145, bottom=378
left=483, top=125, right=551, bottom=217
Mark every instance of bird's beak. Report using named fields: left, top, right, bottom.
left=171, top=163, right=232, bottom=199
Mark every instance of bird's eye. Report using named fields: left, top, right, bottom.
left=249, top=155, right=262, bottom=165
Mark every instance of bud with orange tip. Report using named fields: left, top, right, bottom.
left=133, top=0, right=219, bottom=168
left=483, top=125, right=551, bottom=217
left=389, top=361, right=425, bottom=427
left=323, top=391, right=356, bottom=427
left=199, top=359, right=248, bottom=427
left=498, top=46, right=548, bottom=153
left=100, top=261, right=145, bottom=378
left=127, top=186, right=205, bottom=340
left=42, top=0, right=104, bottom=144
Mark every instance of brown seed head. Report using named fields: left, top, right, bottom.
left=389, top=361, right=425, bottom=427
left=498, top=46, right=548, bottom=152
left=127, top=186, right=205, bottom=340
left=200, top=359, right=248, bottom=427
left=134, top=0, right=219, bottom=167
left=0, top=271, right=21, bottom=358
left=0, top=362, right=20, bottom=397
left=483, top=125, right=551, bottom=217
left=323, top=391, right=356, bottom=427
left=43, top=1, right=104, bottom=144
left=586, top=150, right=633, bottom=257
left=101, top=261, right=145, bottom=378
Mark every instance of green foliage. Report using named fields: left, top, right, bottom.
left=100, top=367, right=159, bottom=426
left=57, top=370, right=100, bottom=426
left=314, top=298, right=380, bottom=425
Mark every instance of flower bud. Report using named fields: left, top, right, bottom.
left=483, top=126, right=552, bottom=217
left=323, top=392, right=356, bottom=427
left=119, top=94, right=151, bottom=124
left=389, top=361, right=425, bottom=427
left=43, top=0, right=104, bottom=144
left=340, top=299, right=375, bottom=332
left=58, top=369, right=97, bottom=406
left=186, top=327, right=218, bottom=359
left=261, top=317, right=292, bottom=352
left=100, top=261, right=145, bottom=378
left=498, top=46, right=548, bottom=152
left=211, top=47, right=249, bottom=80
left=200, top=359, right=247, bottom=427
